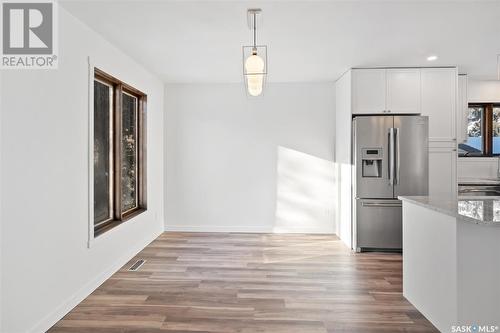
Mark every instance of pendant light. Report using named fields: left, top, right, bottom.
left=243, top=9, right=267, bottom=97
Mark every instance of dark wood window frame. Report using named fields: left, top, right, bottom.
left=463, top=103, right=500, bottom=157
left=94, top=68, right=147, bottom=237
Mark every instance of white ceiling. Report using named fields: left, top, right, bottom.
left=61, top=0, right=500, bottom=83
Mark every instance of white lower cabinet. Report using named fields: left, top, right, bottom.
left=429, top=144, right=457, bottom=198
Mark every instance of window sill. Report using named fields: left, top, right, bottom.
left=94, top=208, right=147, bottom=238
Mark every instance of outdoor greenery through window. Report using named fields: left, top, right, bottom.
left=459, top=104, right=500, bottom=157
left=93, top=68, right=147, bottom=236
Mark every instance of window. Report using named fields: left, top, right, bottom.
left=93, top=68, right=147, bottom=236
left=459, top=103, right=500, bottom=157
left=461, top=105, right=484, bottom=155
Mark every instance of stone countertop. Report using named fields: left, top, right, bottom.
left=399, top=196, right=500, bottom=226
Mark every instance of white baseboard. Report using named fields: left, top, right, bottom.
left=29, top=230, right=162, bottom=333
left=165, top=224, right=272, bottom=233
left=165, top=224, right=335, bottom=234
left=272, top=227, right=336, bottom=234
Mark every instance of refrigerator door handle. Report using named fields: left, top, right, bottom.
left=361, top=201, right=402, bottom=208
left=388, top=128, right=395, bottom=186
left=395, top=128, right=400, bottom=185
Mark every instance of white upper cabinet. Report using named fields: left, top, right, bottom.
left=386, top=69, right=421, bottom=114
left=350, top=66, right=458, bottom=139
left=352, top=69, right=386, bottom=114
left=352, top=68, right=421, bottom=114
left=421, top=68, right=457, bottom=141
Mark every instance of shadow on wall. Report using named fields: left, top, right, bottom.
left=274, top=146, right=336, bottom=233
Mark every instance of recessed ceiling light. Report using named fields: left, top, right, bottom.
left=427, top=55, right=438, bottom=61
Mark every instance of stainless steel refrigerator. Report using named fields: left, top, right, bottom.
left=352, top=115, right=429, bottom=252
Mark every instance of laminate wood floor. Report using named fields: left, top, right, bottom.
left=49, top=233, right=437, bottom=333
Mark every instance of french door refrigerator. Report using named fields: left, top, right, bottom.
left=352, top=115, right=429, bottom=252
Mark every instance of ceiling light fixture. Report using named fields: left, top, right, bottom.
left=243, top=8, right=267, bottom=97
left=426, top=55, right=438, bottom=62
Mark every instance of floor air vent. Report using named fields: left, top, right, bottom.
left=128, top=259, right=146, bottom=271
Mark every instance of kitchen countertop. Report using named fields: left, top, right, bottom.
left=399, top=195, right=500, bottom=226
left=458, top=177, right=500, bottom=185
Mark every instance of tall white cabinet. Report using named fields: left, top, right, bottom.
left=420, top=68, right=458, bottom=198
left=335, top=67, right=458, bottom=248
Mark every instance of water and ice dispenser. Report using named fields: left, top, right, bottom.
left=361, top=148, right=383, bottom=178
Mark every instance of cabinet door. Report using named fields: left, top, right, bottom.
left=386, top=69, right=421, bottom=114
left=421, top=68, right=457, bottom=141
left=429, top=147, right=457, bottom=199
left=457, top=74, right=468, bottom=144
left=352, top=69, right=386, bottom=114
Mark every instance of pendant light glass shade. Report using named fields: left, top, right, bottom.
left=245, top=52, right=265, bottom=96
left=243, top=45, right=267, bottom=97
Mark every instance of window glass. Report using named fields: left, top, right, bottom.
left=459, top=106, right=483, bottom=156
left=93, top=68, right=147, bottom=236
left=121, top=92, right=138, bottom=212
left=493, top=107, right=500, bottom=155
left=94, top=80, right=112, bottom=225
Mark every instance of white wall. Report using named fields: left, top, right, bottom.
left=0, top=8, right=165, bottom=333
left=165, top=83, right=335, bottom=233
